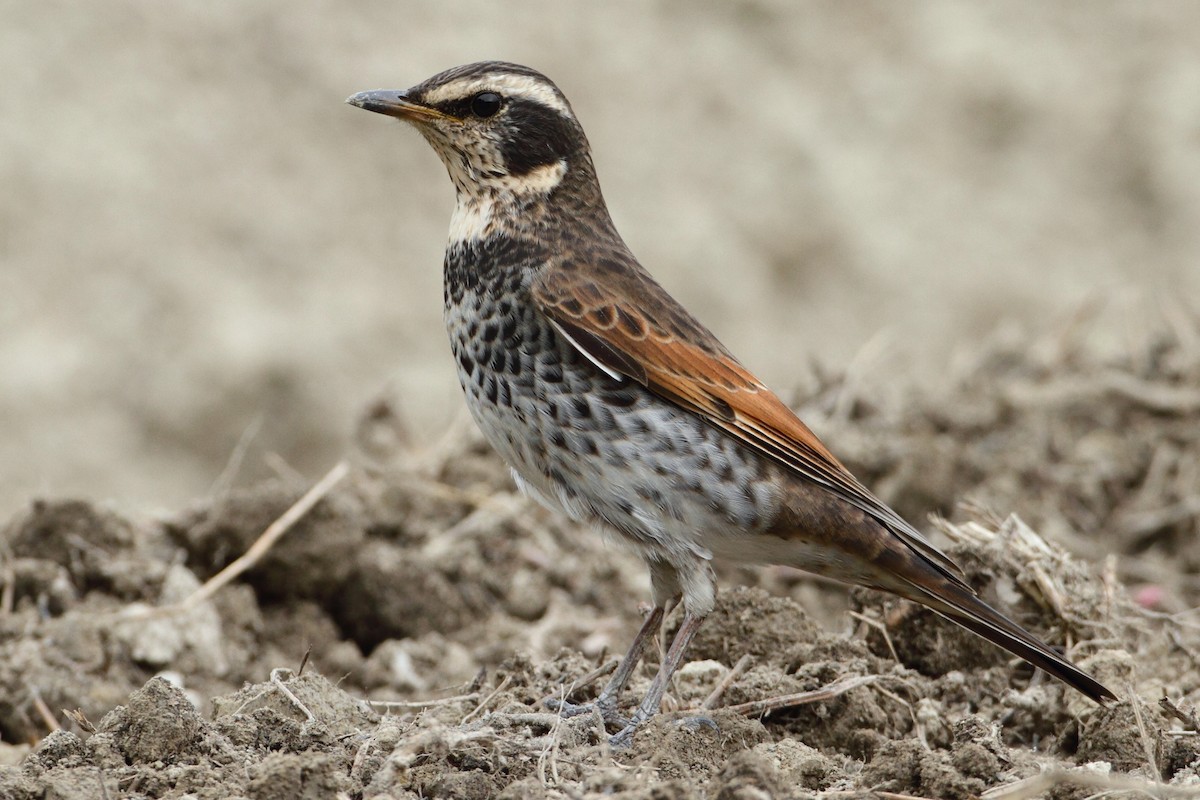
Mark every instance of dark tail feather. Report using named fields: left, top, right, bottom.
left=907, top=579, right=1117, bottom=704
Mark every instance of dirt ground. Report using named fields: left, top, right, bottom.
left=5, top=2, right=1200, bottom=798
left=2, top=316, right=1200, bottom=799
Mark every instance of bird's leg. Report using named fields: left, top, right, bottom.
left=546, top=604, right=665, bottom=726
left=608, top=610, right=706, bottom=748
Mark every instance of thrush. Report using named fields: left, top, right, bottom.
left=347, top=62, right=1116, bottom=745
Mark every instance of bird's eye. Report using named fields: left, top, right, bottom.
left=470, top=92, right=503, bottom=118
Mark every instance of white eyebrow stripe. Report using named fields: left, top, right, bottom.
left=422, top=73, right=573, bottom=119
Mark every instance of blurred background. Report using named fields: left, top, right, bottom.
left=2, top=1, right=1197, bottom=517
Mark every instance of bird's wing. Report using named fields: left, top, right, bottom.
left=532, top=265, right=968, bottom=587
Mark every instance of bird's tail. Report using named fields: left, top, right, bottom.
left=901, top=576, right=1116, bottom=704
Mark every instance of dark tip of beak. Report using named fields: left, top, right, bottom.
left=346, top=90, right=405, bottom=113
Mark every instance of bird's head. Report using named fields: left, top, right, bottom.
left=348, top=62, right=590, bottom=201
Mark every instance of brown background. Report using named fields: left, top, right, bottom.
left=3, top=1, right=1197, bottom=517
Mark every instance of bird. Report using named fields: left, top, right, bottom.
left=347, top=61, right=1115, bottom=746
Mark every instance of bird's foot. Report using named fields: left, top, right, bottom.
left=606, top=703, right=654, bottom=748
left=607, top=719, right=641, bottom=749
left=608, top=712, right=719, bottom=748
left=544, top=695, right=631, bottom=729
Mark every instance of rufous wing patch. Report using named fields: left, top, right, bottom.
left=533, top=266, right=969, bottom=588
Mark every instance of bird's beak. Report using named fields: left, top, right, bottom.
left=346, top=90, right=447, bottom=122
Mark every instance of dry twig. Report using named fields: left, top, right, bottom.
left=701, top=654, right=752, bottom=710
left=719, top=674, right=879, bottom=717
left=271, top=668, right=315, bottom=723
left=207, top=416, right=263, bottom=514
left=537, top=687, right=565, bottom=787
left=62, top=709, right=95, bottom=733
left=1130, top=690, right=1164, bottom=784
left=1, top=554, right=14, bottom=616
left=367, top=693, right=480, bottom=710
left=1161, top=694, right=1200, bottom=731
left=849, top=610, right=900, bottom=663
left=462, top=675, right=513, bottom=724
left=560, top=658, right=619, bottom=702
left=126, top=460, right=351, bottom=619
left=28, top=685, right=60, bottom=732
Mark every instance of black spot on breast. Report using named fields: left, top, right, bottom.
left=488, top=347, right=508, bottom=373
left=500, top=316, right=519, bottom=345
left=502, top=270, right=526, bottom=293
left=592, top=405, right=616, bottom=432
left=603, top=388, right=638, bottom=408
left=446, top=236, right=546, bottom=295
left=636, top=486, right=664, bottom=505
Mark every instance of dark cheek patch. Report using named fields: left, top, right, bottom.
left=501, top=100, right=577, bottom=176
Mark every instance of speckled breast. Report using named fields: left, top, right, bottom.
left=442, top=239, right=782, bottom=556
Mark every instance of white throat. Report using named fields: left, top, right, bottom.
left=447, top=194, right=497, bottom=244
left=445, top=158, right=568, bottom=245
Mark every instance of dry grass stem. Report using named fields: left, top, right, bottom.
left=127, top=460, right=350, bottom=619
left=28, top=686, right=60, bottom=732
left=207, top=416, right=262, bottom=512
left=271, top=668, right=315, bottom=723
left=367, top=693, right=481, bottom=710
left=462, top=674, right=513, bottom=724
left=701, top=654, right=752, bottom=710
left=848, top=610, right=900, bottom=663
left=720, top=674, right=880, bottom=717
left=564, top=658, right=619, bottom=700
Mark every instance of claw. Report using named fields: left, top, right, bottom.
left=676, top=715, right=719, bottom=732
left=544, top=695, right=631, bottom=728
left=543, top=696, right=589, bottom=718
left=606, top=705, right=651, bottom=748
left=608, top=722, right=639, bottom=749
left=608, top=712, right=720, bottom=748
